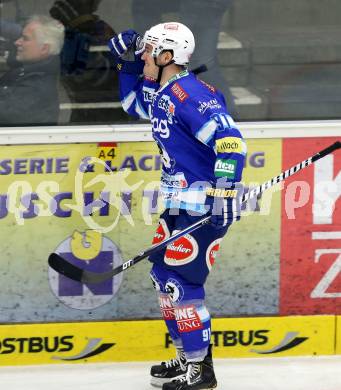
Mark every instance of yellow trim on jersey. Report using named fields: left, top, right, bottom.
left=216, top=137, right=244, bottom=154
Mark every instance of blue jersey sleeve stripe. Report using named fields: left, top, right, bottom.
left=122, top=90, right=137, bottom=112
left=111, top=39, right=121, bottom=55
left=118, top=34, right=128, bottom=51
left=220, top=114, right=229, bottom=128
left=195, top=119, right=217, bottom=145
left=135, top=100, right=149, bottom=119
left=224, top=114, right=237, bottom=129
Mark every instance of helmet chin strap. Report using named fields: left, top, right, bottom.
left=154, top=56, right=174, bottom=83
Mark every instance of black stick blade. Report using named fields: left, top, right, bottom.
left=48, top=253, right=84, bottom=282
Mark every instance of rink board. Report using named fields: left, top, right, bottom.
left=335, top=316, right=341, bottom=354
left=0, top=136, right=340, bottom=324
left=0, top=139, right=283, bottom=322
left=280, top=137, right=341, bottom=315
left=0, top=315, right=335, bottom=366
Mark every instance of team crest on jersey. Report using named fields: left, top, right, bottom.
left=165, top=278, right=184, bottom=303
left=206, top=239, right=222, bottom=271
left=171, top=83, right=189, bottom=102
left=165, top=233, right=199, bottom=266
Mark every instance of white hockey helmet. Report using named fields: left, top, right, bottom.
left=143, top=22, right=195, bottom=66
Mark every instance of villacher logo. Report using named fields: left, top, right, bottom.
left=165, top=233, right=199, bottom=266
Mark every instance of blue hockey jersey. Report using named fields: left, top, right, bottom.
left=119, top=69, right=246, bottom=212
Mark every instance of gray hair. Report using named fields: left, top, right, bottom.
left=27, top=15, right=65, bottom=55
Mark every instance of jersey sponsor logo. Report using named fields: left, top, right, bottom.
left=216, top=137, right=244, bottom=154
left=170, top=83, right=189, bottom=102
left=158, top=94, right=175, bottom=123
left=206, top=188, right=237, bottom=198
left=142, top=86, right=156, bottom=103
left=174, top=305, right=204, bottom=333
left=158, top=94, right=171, bottom=111
left=161, top=190, right=180, bottom=202
left=168, top=102, right=175, bottom=115
left=197, top=98, right=222, bottom=114
left=214, top=158, right=237, bottom=179
left=152, top=117, right=170, bottom=138
left=199, top=79, right=216, bottom=93
left=152, top=218, right=170, bottom=245
left=165, top=233, right=198, bottom=266
left=159, top=295, right=175, bottom=320
left=206, top=239, right=222, bottom=271
left=160, top=171, right=188, bottom=188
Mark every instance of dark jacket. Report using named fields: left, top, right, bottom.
left=0, top=55, right=61, bottom=126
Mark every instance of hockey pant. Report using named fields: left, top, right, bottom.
left=149, top=208, right=229, bottom=361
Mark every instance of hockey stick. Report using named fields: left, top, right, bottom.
left=48, top=140, right=341, bottom=284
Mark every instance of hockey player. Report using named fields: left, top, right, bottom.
left=108, top=22, right=246, bottom=390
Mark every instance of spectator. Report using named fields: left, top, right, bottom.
left=0, top=15, right=65, bottom=126
left=0, top=19, right=22, bottom=67
left=50, top=0, right=119, bottom=124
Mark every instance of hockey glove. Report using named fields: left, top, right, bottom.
left=206, top=183, right=244, bottom=229
left=108, top=29, right=144, bottom=74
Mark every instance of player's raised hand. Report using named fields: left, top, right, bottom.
left=108, top=29, right=142, bottom=58
left=108, top=29, right=145, bottom=74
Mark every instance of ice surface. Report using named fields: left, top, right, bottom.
left=1, top=355, right=341, bottom=390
